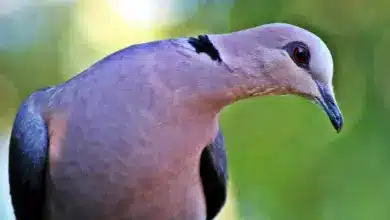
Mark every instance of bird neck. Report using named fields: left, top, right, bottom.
left=180, top=34, right=285, bottom=112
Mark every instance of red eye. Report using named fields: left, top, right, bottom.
left=293, top=46, right=310, bottom=64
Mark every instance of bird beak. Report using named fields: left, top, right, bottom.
left=314, top=82, right=344, bottom=133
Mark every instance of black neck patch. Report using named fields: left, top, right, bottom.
left=188, top=35, right=222, bottom=63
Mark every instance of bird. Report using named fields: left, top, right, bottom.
left=8, top=23, right=343, bottom=220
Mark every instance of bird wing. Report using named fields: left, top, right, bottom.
left=200, top=128, right=228, bottom=220
left=8, top=87, right=51, bottom=220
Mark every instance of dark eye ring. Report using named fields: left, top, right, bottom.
left=293, top=46, right=310, bottom=64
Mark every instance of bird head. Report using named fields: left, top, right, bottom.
left=227, top=23, right=343, bottom=132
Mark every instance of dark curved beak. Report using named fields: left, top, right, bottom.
left=315, top=82, right=344, bottom=133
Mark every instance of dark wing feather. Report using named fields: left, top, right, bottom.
left=9, top=88, right=51, bottom=220
left=200, top=129, right=228, bottom=220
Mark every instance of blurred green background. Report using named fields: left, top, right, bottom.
left=1, top=0, right=389, bottom=219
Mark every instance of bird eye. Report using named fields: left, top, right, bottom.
left=293, top=46, right=310, bottom=64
